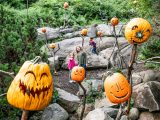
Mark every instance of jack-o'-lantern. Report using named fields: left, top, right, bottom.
left=71, top=66, right=85, bottom=82
left=125, top=18, right=152, bottom=44
left=49, top=43, right=56, bottom=49
left=97, top=31, right=103, bottom=37
left=41, top=28, right=46, bottom=33
left=104, top=73, right=131, bottom=104
left=111, top=17, right=119, bottom=26
left=64, top=2, right=69, bottom=9
left=7, top=56, right=53, bottom=111
left=81, top=29, right=88, bottom=36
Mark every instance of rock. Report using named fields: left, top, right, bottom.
left=139, top=112, right=160, bottom=120
left=77, top=103, right=95, bottom=118
left=132, top=72, right=143, bottom=86
left=95, top=97, right=118, bottom=109
left=60, top=37, right=128, bottom=69
left=48, top=56, right=60, bottom=70
left=97, top=24, right=125, bottom=36
left=79, top=79, right=103, bottom=96
left=120, top=115, right=128, bottom=120
left=63, top=31, right=81, bottom=39
left=142, top=70, right=160, bottom=83
left=129, top=108, right=139, bottom=120
left=37, top=27, right=60, bottom=40
left=56, top=88, right=80, bottom=113
left=101, top=107, right=119, bottom=118
left=84, top=108, right=114, bottom=120
left=133, top=81, right=160, bottom=111
left=87, top=25, right=98, bottom=38
left=59, top=28, right=75, bottom=34
left=79, top=80, right=92, bottom=96
left=42, top=103, right=69, bottom=120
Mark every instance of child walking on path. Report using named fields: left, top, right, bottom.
left=89, top=37, right=98, bottom=55
left=68, top=52, right=77, bottom=82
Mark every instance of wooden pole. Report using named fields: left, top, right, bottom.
left=78, top=82, right=86, bottom=120
left=21, top=110, right=29, bottom=120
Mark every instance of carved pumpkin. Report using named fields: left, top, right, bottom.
left=49, top=43, right=56, bottom=49
left=97, top=31, right=103, bottom=37
left=125, top=18, right=152, bottom=44
left=7, top=57, right=53, bottom=111
left=81, top=29, right=88, bottom=36
left=104, top=73, right=131, bottom=104
left=64, top=2, right=69, bottom=9
left=111, top=17, right=119, bottom=26
left=41, top=28, right=46, bottom=33
left=71, top=66, right=85, bottom=82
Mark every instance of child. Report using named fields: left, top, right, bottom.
left=68, top=52, right=77, bottom=82
left=75, top=46, right=87, bottom=78
left=89, top=37, right=98, bottom=55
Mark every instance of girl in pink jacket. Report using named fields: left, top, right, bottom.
left=68, top=52, right=77, bottom=82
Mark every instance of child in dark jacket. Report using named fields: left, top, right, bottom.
left=89, top=37, right=98, bottom=55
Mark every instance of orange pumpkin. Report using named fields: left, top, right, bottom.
left=125, top=18, right=152, bottom=44
left=7, top=57, right=53, bottom=111
left=49, top=43, right=56, bottom=49
left=81, top=29, right=88, bottom=36
left=104, top=73, right=131, bottom=104
left=111, top=17, right=119, bottom=26
left=41, top=28, right=46, bottom=33
left=64, top=2, right=69, bottom=9
left=71, top=66, right=85, bottom=82
left=97, top=31, right=103, bottom=37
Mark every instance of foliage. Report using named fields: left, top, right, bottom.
left=86, top=89, right=103, bottom=103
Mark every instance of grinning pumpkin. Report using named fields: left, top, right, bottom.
left=97, top=31, right=103, bottom=37
left=125, top=18, right=152, bottom=44
left=111, top=17, right=119, bottom=26
left=49, top=43, right=56, bottom=49
left=7, top=57, right=53, bottom=111
left=71, top=66, right=85, bottom=82
left=81, top=29, right=88, bottom=36
left=41, top=28, right=46, bottom=33
left=104, top=73, right=131, bottom=104
left=64, top=2, right=69, bottom=9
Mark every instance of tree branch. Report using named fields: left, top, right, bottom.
left=0, top=70, right=15, bottom=78
left=136, top=56, right=160, bottom=64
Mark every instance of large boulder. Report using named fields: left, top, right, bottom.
left=133, top=81, right=160, bottom=111
left=56, top=88, right=80, bottom=113
left=139, top=112, right=160, bottom=120
left=142, top=70, right=160, bottom=83
left=37, top=27, right=60, bottom=40
left=42, top=103, right=69, bottom=120
left=84, top=108, right=114, bottom=120
left=61, top=37, right=128, bottom=69
left=79, top=79, right=103, bottom=96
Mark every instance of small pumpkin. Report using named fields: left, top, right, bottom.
left=49, top=43, right=56, bottom=49
left=71, top=66, right=85, bottom=82
left=97, top=31, right=103, bottom=37
left=125, top=18, right=152, bottom=44
left=64, top=2, right=69, bottom=9
left=104, top=73, right=131, bottom=104
left=7, top=57, right=53, bottom=111
left=41, top=28, right=46, bottom=33
left=111, top=17, right=119, bottom=26
left=81, top=29, right=88, bottom=36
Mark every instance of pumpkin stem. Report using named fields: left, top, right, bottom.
left=31, top=56, right=42, bottom=64
left=136, top=32, right=143, bottom=38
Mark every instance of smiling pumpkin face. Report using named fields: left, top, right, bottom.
left=125, top=18, right=152, bottom=44
left=7, top=60, right=53, bottom=111
left=71, top=66, right=85, bottom=82
left=104, top=73, right=131, bottom=104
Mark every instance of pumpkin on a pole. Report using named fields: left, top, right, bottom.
left=81, top=28, right=88, bottom=47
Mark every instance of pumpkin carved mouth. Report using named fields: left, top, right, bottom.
left=110, top=92, right=129, bottom=99
left=19, top=71, right=51, bottom=97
